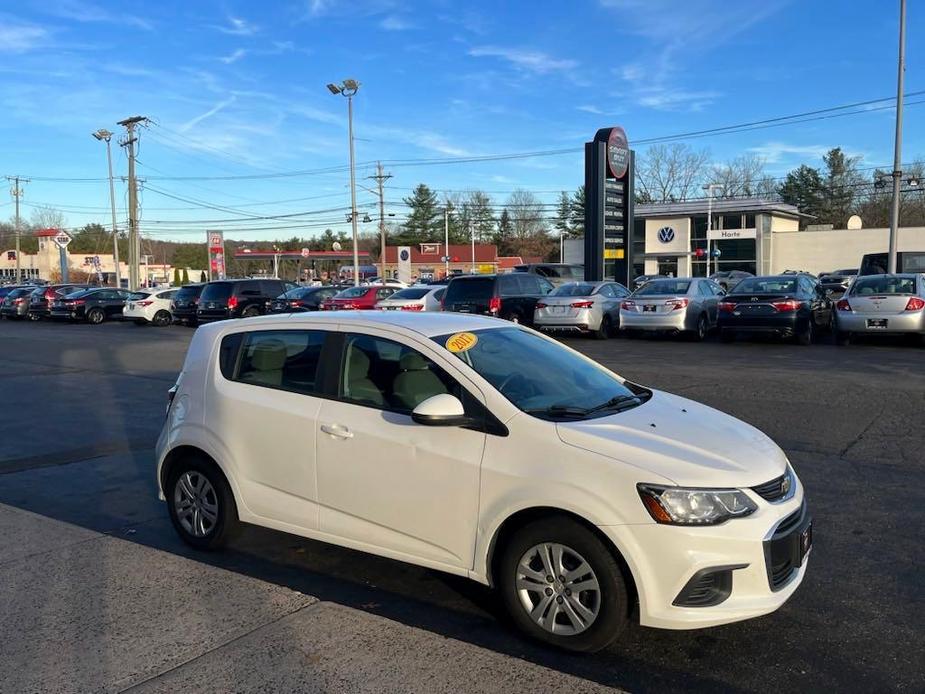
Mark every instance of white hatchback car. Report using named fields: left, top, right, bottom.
left=124, top=288, right=178, bottom=326
left=156, top=312, right=810, bottom=652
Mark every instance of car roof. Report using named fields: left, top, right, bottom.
left=224, top=309, right=509, bottom=338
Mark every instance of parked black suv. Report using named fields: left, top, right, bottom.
left=197, top=279, right=294, bottom=322
left=49, top=288, right=132, bottom=324
left=442, top=273, right=554, bottom=325
left=171, top=284, right=205, bottom=326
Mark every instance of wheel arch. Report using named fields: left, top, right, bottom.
left=160, top=445, right=232, bottom=501
left=484, top=506, right=639, bottom=612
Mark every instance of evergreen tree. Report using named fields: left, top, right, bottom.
left=467, top=190, right=496, bottom=244
left=821, top=147, right=863, bottom=227
left=200, top=271, right=207, bottom=283
left=554, top=191, right=571, bottom=237
left=396, top=184, right=440, bottom=245
left=495, top=208, right=512, bottom=247
left=173, top=268, right=181, bottom=286
left=778, top=165, right=825, bottom=221
left=569, top=186, right=586, bottom=235
left=181, top=268, right=190, bottom=285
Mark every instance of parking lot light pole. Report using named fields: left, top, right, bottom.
left=327, top=79, right=361, bottom=286
left=703, top=183, right=724, bottom=276
left=93, top=129, right=121, bottom=288
left=888, top=0, right=907, bottom=274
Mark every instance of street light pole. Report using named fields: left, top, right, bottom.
left=703, top=183, right=724, bottom=276
left=93, top=129, right=121, bottom=288
left=471, top=221, right=476, bottom=273
left=327, top=80, right=362, bottom=285
left=444, top=208, right=450, bottom=278
left=888, top=0, right=907, bottom=274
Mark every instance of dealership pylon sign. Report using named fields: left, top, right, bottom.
left=584, top=127, right=634, bottom=284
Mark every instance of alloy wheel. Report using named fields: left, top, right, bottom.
left=173, top=471, right=219, bottom=537
left=515, top=542, right=601, bottom=636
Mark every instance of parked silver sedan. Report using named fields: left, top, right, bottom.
left=619, top=277, right=724, bottom=341
left=533, top=281, right=630, bottom=339
left=835, top=273, right=925, bottom=345
left=375, top=285, right=445, bottom=312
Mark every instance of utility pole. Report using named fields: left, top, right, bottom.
left=6, top=176, right=28, bottom=283
left=368, top=162, right=392, bottom=283
left=888, top=0, right=907, bottom=274
left=444, top=207, right=451, bottom=278
left=117, top=115, right=148, bottom=290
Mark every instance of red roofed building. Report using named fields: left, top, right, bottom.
left=382, top=243, right=499, bottom=280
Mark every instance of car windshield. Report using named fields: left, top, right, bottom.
left=336, top=286, right=370, bottom=299
left=732, top=278, right=797, bottom=294
left=128, top=292, right=150, bottom=300
left=390, top=287, right=431, bottom=300
left=849, top=276, right=917, bottom=295
left=635, top=280, right=691, bottom=296
left=200, top=283, right=233, bottom=301
left=550, top=283, right=597, bottom=297
left=433, top=327, right=646, bottom=419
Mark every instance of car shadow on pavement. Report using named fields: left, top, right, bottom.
left=0, top=448, right=758, bottom=694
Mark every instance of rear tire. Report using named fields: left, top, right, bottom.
left=689, top=313, right=708, bottom=342
left=498, top=516, right=629, bottom=653
left=165, top=456, right=238, bottom=551
left=797, top=320, right=814, bottom=346
left=152, top=310, right=172, bottom=327
left=592, top=316, right=611, bottom=340
left=87, top=308, right=105, bottom=325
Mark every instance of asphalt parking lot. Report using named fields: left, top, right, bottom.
left=1, top=318, right=923, bottom=693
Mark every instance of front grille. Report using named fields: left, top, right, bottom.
left=752, top=469, right=791, bottom=502
left=763, top=502, right=809, bottom=591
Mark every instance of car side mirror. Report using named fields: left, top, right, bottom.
left=411, top=393, right=469, bottom=427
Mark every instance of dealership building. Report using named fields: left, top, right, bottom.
left=567, top=198, right=925, bottom=278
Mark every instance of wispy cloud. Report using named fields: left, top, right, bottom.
left=179, top=96, right=237, bottom=132
left=747, top=142, right=831, bottom=164
left=40, top=0, right=154, bottom=30
left=577, top=105, right=603, bottom=115
left=636, top=87, right=720, bottom=112
left=210, top=16, right=259, bottom=36
left=219, top=48, right=248, bottom=64
left=380, top=15, right=412, bottom=31
left=0, top=17, right=51, bottom=53
left=468, top=46, right=578, bottom=74
left=304, top=0, right=334, bottom=18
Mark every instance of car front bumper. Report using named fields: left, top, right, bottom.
left=836, top=310, right=925, bottom=334
left=599, top=487, right=810, bottom=630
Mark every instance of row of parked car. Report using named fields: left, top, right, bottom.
left=3, top=265, right=924, bottom=346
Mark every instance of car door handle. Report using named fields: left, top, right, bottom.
left=320, top=423, right=353, bottom=439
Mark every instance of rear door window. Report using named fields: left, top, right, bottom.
left=445, top=278, right=494, bottom=302
left=226, top=330, right=327, bottom=395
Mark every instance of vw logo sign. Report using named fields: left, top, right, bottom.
left=399, top=249, right=410, bottom=261
left=657, top=226, right=675, bottom=244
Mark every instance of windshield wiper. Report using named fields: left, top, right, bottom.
left=584, top=394, right=641, bottom=415
left=524, top=404, right=590, bottom=418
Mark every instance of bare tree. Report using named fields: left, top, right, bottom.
left=29, top=206, right=67, bottom=230
left=502, top=189, right=553, bottom=258
left=708, top=154, right=769, bottom=198
left=636, top=143, right=710, bottom=202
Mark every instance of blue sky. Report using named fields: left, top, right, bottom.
left=0, top=0, right=923, bottom=241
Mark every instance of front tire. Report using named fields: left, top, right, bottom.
left=498, top=516, right=628, bottom=653
left=592, top=316, right=611, bottom=340
left=165, top=456, right=238, bottom=551
left=689, top=313, right=708, bottom=342
left=797, top=319, right=814, bottom=346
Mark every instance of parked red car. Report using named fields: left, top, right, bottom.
left=320, top=285, right=398, bottom=310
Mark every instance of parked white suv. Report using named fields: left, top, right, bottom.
left=156, top=312, right=810, bottom=652
left=124, top=288, right=178, bottom=326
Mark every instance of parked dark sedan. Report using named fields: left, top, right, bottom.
left=50, top=288, right=132, bottom=324
left=170, top=284, right=204, bottom=326
left=709, top=270, right=754, bottom=292
left=28, top=284, right=94, bottom=320
left=818, top=269, right=858, bottom=295
left=718, top=275, right=833, bottom=345
left=270, top=285, right=339, bottom=313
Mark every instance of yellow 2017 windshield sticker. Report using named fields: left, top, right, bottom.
left=446, top=332, right=478, bottom=353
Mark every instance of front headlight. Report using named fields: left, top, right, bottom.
left=637, top=484, right=757, bottom=526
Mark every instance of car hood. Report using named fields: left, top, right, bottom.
left=556, top=390, right=787, bottom=487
